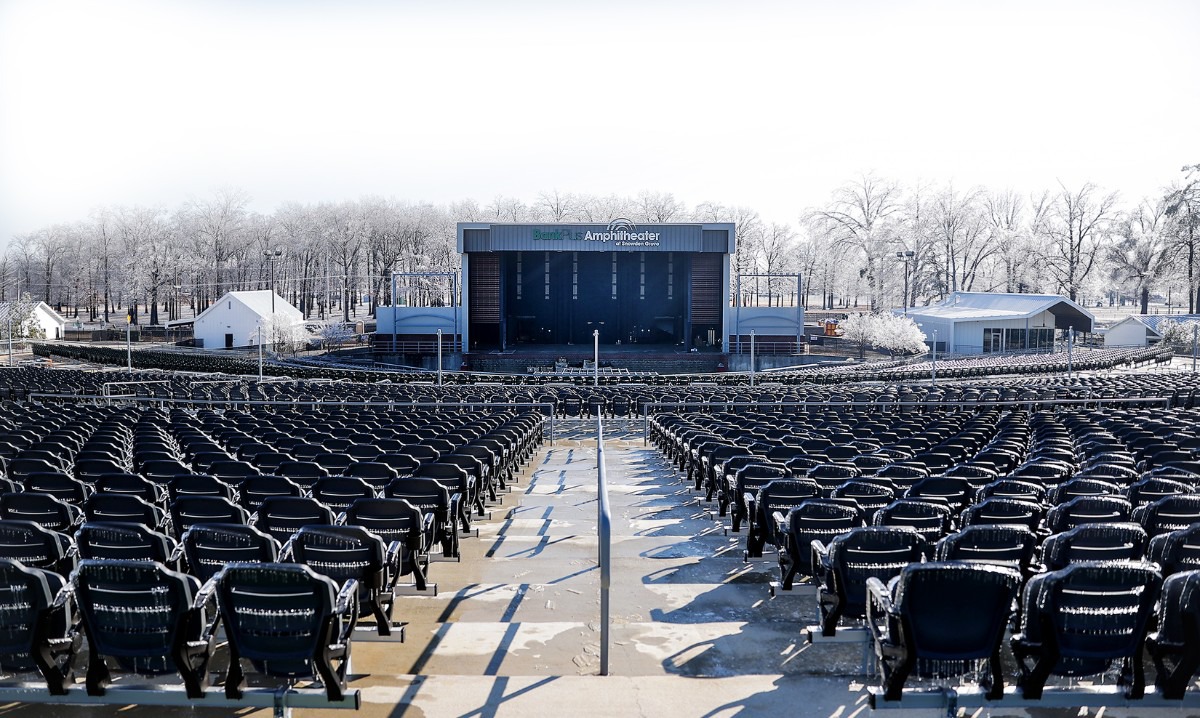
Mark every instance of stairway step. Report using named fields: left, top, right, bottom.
left=348, top=621, right=868, bottom=677
left=350, top=674, right=866, bottom=718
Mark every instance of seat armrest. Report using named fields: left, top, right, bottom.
left=810, top=540, right=830, bottom=578
left=279, top=538, right=295, bottom=561
left=385, top=540, right=403, bottom=567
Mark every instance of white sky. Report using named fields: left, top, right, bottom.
left=1, top=0, right=1197, bottom=246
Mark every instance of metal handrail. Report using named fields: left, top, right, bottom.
left=596, top=408, right=611, bottom=676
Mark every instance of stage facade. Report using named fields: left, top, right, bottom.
left=457, top=221, right=736, bottom=352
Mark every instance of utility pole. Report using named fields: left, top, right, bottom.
left=750, top=330, right=756, bottom=387
left=126, top=313, right=132, bottom=373
left=593, top=330, right=599, bottom=387
left=437, top=328, right=443, bottom=387
left=931, top=329, right=938, bottom=386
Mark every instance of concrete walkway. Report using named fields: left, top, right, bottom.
left=21, top=428, right=1198, bottom=717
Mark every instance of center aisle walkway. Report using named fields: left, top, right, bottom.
left=346, top=425, right=881, bottom=718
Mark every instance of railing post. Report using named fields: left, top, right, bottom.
left=596, top=406, right=611, bottom=676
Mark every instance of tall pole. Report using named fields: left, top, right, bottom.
left=593, top=329, right=599, bottom=387
left=931, top=329, right=937, bottom=386
left=258, top=325, right=264, bottom=382
left=437, top=328, right=443, bottom=387
left=126, top=318, right=132, bottom=373
left=6, top=317, right=11, bottom=367
left=1193, top=324, right=1197, bottom=373
left=1068, top=325, right=1074, bottom=379
left=750, top=330, right=756, bottom=387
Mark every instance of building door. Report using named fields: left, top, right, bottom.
left=225, top=333, right=234, bottom=349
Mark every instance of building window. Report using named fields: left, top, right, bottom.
left=667, top=253, right=674, bottom=301
left=611, top=253, right=617, bottom=300
left=516, top=252, right=523, bottom=300
left=544, top=252, right=550, bottom=300
left=639, top=252, right=646, bottom=300
left=572, top=252, right=578, bottom=300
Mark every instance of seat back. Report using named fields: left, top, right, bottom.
left=1041, top=522, right=1149, bottom=570
left=180, top=523, right=280, bottom=582
left=73, top=559, right=200, bottom=676
left=254, top=496, right=336, bottom=545
left=960, top=497, right=1044, bottom=531
left=169, top=496, right=249, bottom=539
left=216, top=562, right=340, bottom=677
left=893, top=561, right=1021, bottom=659
left=311, top=476, right=376, bottom=513
left=1022, top=561, right=1161, bottom=667
left=0, top=557, right=62, bottom=674
left=76, top=522, right=176, bottom=565
left=936, top=524, right=1038, bottom=574
left=823, top=526, right=926, bottom=621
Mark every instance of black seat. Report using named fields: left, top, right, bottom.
left=960, top=497, right=1044, bottom=532
left=169, top=496, right=249, bottom=540
left=1041, top=521, right=1149, bottom=570
left=812, top=526, right=927, bottom=637
left=745, top=479, right=821, bottom=559
left=311, top=476, right=377, bottom=514
left=384, top=477, right=459, bottom=559
left=284, top=524, right=405, bottom=636
left=0, top=557, right=77, bottom=694
left=1011, top=561, right=1162, bottom=699
left=215, top=562, right=356, bottom=701
left=935, top=524, right=1039, bottom=577
left=253, top=496, right=336, bottom=545
left=83, top=492, right=165, bottom=529
left=1044, top=495, right=1132, bottom=533
left=0, top=492, right=82, bottom=534
left=868, top=562, right=1022, bottom=703
left=730, top=464, right=788, bottom=534
left=778, top=499, right=863, bottom=590
left=343, top=497, right=431, bottom=591
left=75, top=521, right=179, bottom=569
left=0, top=520, right=73, bottom=575
left=238, top=474, right=304, bottom=514
left=180, top=523, right=280, bottom=583
left=872, top=499, right=953, bottom=546
left=1133, top=493, right=1200, bottom=537
left=73, top=559, right=216, bottom=698
left=1147, top=569, right=1200, bottom=699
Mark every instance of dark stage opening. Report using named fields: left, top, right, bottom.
left=501, top=250, right=687, bottom=347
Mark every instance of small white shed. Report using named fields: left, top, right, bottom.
left=1103, top=316, right=1163, bottom=348
left=0, top=301, right=66, bottom=340
left=193, top=291, right=303, bottom=349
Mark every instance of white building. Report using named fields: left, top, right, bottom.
left=1103, top=316, right=1163, bottom=348
left=192, top=291, right=303, bottom=349
left=900, top=292, right=1095, bottom=355
left=0, top=301, right=66, bottom=340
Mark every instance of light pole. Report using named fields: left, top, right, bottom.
left=895, top=250, right=915, bottom=314
left=1192, top=324, right=1197, bottom=374
left=1068, top=325, right=1074, bottom=379
left=263, top=248, right=283, bottom=314
left=437, top=328, right=443, bottom=387
left=750, top=330, right=756, bottom=387
left=931, top=328, right=938, bottom=386
left=126, top=312, right=133, bottom=374
left=593, top=329, right=599, bottom=387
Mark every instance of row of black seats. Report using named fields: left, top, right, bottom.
left=1, top=556, right=357, bottom=701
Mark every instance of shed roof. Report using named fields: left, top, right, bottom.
left=903, top=292, right=1094, bottom=330
left=193, top=291, right=303, bottom=324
